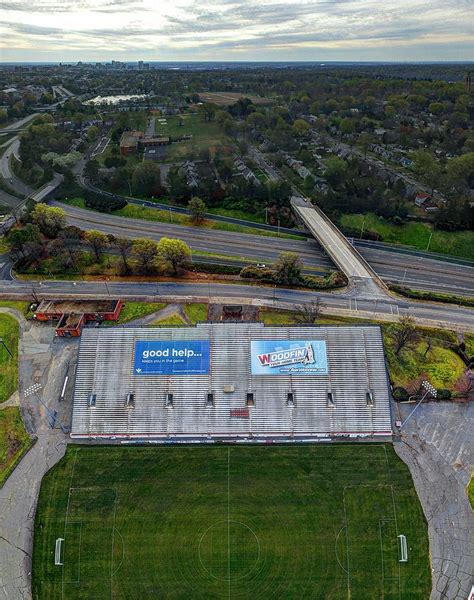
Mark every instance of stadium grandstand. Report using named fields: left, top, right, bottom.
left=71, top=323, right=393, bottom=441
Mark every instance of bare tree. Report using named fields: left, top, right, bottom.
left=295, top=299, right=321, bottom=324
left=393, top=315, right=419, bottom=356
left=115, top=237, right=132, bottom=274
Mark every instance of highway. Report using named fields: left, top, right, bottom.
left=1, top=278, right=473, bottom=332
left=53, top=201, right=474, bottom=297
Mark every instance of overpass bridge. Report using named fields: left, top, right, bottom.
left=291, top=196, right=387, bottom=297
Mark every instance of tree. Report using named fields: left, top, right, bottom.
left=31, top=204, right=66, bottom=238
left=84, top=159, right=100, bottom=182
left=84, top=230, right=108, bottom=262
left=391, top=315, right=419, bottom=357
left=132, top=238, right=159, bottom=274
left=340, top=118, right=355, bottom=135
left=198, top=103, right=217, bottom=123
left=157, top=237, right=191, bottom=275
left=131, top=161, right=162, bottom=197
left=295, top=300, right=321, bottom=324
left=115, top=237, right=132, bottom=274
left=7, top=224, right=42, bottom=257
left=59, top=225, right=83, bottom=267
left=273, top=252, right=302, bottom=285
left=87, top=125, right=99, bottom=142
left=188, top=196, right=206, bottom=224
left=292, top=119, right=310, bottom=137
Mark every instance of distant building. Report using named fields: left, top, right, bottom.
left=138, top=136, right=170, bottom=148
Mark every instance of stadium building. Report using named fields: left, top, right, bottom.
left=71, top=323, right=393, bottom=441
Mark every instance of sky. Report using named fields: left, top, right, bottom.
left=0, top=0, right=473, bottom=63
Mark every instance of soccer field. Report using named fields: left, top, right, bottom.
left=33, top=445, right=430, bottom=599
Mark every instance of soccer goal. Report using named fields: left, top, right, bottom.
left=55, top=538, right=64, bottom=566
left=398, top=534, right=408, bottom=562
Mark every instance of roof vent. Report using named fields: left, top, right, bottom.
left=206, top=392, right=214, bottom=407
left=246, top=392, right=255, bottom=407
left=126, top=393, right=135, bottom=409
left=165, top=393, right=173, bottom=408
left=366, top=390, right=374, bottom=407
left=327, top=391, right=335, bottom=408
left=223, top=385, right=235, bottom=393
left=88, top=393, right=96, bottom=408
left=287, top=391, right=295, bottom=407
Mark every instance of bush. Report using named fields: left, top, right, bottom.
left=392, top=387, right=409, bottom=402
left=436, top=388, right=452, bottom=401
left=303, top=272, right=348, bottom=290
left=240, top=265, right=276, bottom=283
left=190, top=262, right=241, bottom=275
left=389, top=284, right=474, bottom=308
left=84, top=190, right=127, bottom=213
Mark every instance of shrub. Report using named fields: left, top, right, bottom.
left=436, top=388, right=452, bottom=401
left=392, top=387, right=409, bottom=402
left=240, top=266, right=275, bottom=283
left=190, top=262, right=241, bottom=275
left=84, top=190, right=127, bottom=213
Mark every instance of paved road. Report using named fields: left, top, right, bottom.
left=394, top=402, right=474, bottom=600
left=0, top=113, right=40, bottom=138
left=53, top=201, right=474, bottom=297
left=1, top=138, right=33, bottom=197
left=2, top=279, right=473, bottom=331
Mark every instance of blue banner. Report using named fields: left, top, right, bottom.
left=134, top=340, right=210, bottom=375
left=251, top=340, right=328, bottom=375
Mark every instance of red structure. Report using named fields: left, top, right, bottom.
left=34, top=299, right=123, bottom=337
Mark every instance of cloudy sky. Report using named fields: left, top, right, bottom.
left=1, top=0, right=473, bottom=62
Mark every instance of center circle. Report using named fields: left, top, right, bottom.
left=198, top=520, right=260, bottom=582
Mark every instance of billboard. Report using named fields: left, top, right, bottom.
left=251, top=340, right=328, bottom=375
left=134, top=340, right=210, bottom=375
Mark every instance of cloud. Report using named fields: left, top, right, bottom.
left=0, top=0, right=472, bottom=60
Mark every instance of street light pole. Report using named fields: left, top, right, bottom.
left=426, top=232, right=433, bottom=252
left=360, top=218, right=366, bottom=240
left=399, top=380, right=437, bottom=430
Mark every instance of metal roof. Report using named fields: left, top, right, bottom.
left=71, top=323, right=392, bottom=440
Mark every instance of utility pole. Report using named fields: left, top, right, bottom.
left=426, top=232, right=433, bottom=252
left=360, top=218, right=366, bottom=239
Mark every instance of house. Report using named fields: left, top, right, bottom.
left=414, top=192, right=431, bottom=207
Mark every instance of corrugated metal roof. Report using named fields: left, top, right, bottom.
left=71, top=323, right=392, bottom=440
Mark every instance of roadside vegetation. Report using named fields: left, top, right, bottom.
left=104, top=302, right=167, bottom=326
left=0, top=313, right=19, bottom=404
left=0, top=407, right=33, bottom=487
left=389, top=284, right=474, bottom=308
left=340, top=213, right=474, bottom=260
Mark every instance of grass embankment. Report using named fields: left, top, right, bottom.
left=104, top=302, right=167, bottom=326
left=469, top=478, right=474, bottom=510
left=0, top=313, right=19, bottom=403
left=259, top=309, right=467, bottom=391
left=389, top=285, right=474, bottom=308
left=62, top=198, right=303, bottom=240
left=150, top=303, right=208, bottom=326
left=33, top=445, right=430, bottom=600
left=0, top=407, right=33, bottom=487
left=0, top=301, right=30, bottom=313
left=340, top=213, right=474, bottom=260
left=0, top=235, right=11, bottom=254
left=184, top=303, right=208, bottom=323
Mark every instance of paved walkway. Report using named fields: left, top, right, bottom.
left=394, top=402, right=474, bottom=600
left=0, top=313, right=76, bottom=600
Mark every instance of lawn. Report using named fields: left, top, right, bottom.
left=339, top=213, right=474, bottom=260
left=0, top=313, right=19, bottom=404
left=469, top=477, right=474, bottom=510
left=0, top=407, right=33, bottom=487
left=151, top=313, right=186, bottom=326
left=0, top=301, right=30, bottom=313
left=184, top=303, right=208, bottom=323
left=32, top=444, right=430, bottom=600
left=104, top=302, right=167, bottom=326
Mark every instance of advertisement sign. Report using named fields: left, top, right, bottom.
left=134, top=340, right=210, bottom=375
left=251, top=340, right=328, bottom=375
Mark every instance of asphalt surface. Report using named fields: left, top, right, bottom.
left=2, top=279, right=473, bottom=331
left=395, top=402, right=474, bottom=600
left=53, top=201, right=474, bottom=297
left=1, top=138, right=33, bottom=198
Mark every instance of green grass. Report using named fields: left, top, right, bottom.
left=33, top=444, right=430, bottom=600
left=0, top=407, right=33, bottom=487
left=104, top=302, right=167, bottom=326
left=468, top=477, right=474, bottom=510
left=339, top=213, right=474, bottom=260
left=0, top=235, right=10, bottom=254
left=0, top=301, right=30, bottom=313
left=0, top=314, right=19, bottom=404
left=184, top=303, right=208, bottom=323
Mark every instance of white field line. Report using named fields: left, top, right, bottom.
left=227, top=447, right=231, bottom=600
left=110, top=488, right=118, bottom=600
left=61, top=449, right=79, bottom=600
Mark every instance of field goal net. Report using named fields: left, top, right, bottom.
left=398, top=534, right=408, bottom=562
left=55, top=538, right=64, bottom=566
